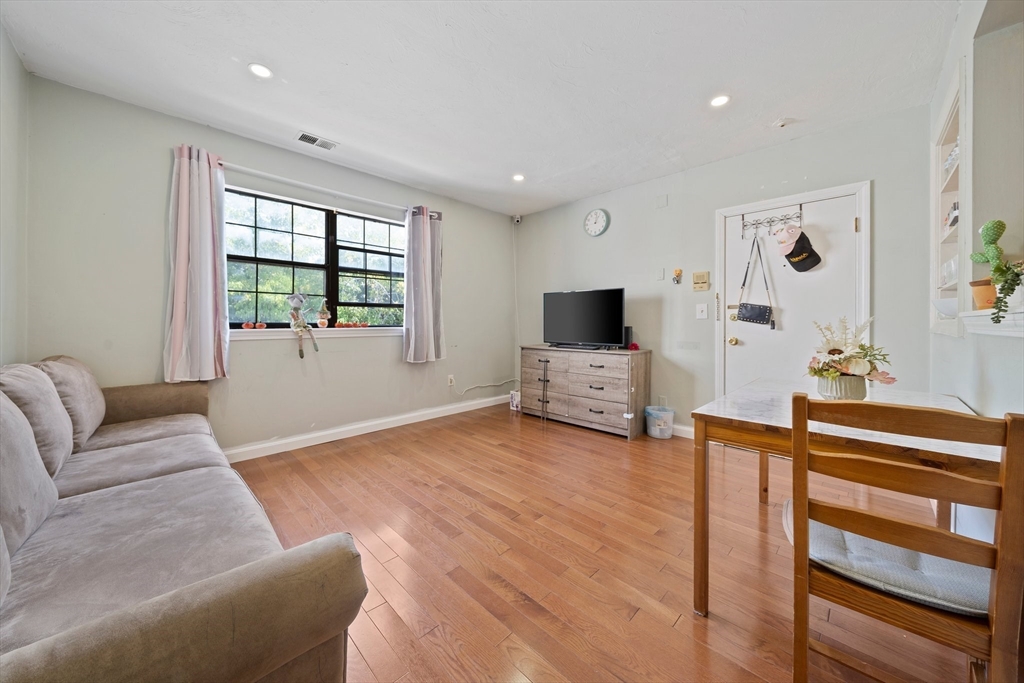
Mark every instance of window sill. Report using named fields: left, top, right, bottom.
left=231, top=327, right=403, bottom=341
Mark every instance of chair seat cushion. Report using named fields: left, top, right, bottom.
left=783, top=499, right=991, bottom=617
left=53, top=433, right=230, bottom=498
left=0, top=467, right=282, bottom=654
left=80, top=413, right=213, bottom=452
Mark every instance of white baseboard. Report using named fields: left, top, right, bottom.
left=224, top=394, right=509, bottom=463
left=672, top=424, right=695, bottom=440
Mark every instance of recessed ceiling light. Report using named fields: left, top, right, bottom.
left=248, top=63, right=273, bottom=79
left=710, top=95, right=730, bottom=107
left=512, top=174, right=525, bottom=182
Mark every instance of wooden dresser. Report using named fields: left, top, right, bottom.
left=520, top=345, right=651, bottom=440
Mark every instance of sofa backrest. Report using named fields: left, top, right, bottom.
left=0, top=365, right=74, bottom=476
left=34, top=356, right=106, bottom=453
left=0, top=393, right=58, bottom=557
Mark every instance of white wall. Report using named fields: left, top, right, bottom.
left=25, top=77, right=517, bottom=449
left=515, top=107, right=931, bottom=430
left=0, top=24, right=29, bottom=365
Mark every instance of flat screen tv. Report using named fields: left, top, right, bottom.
left=543, top=288, right=625, bottom=348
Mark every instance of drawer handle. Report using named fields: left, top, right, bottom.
left=537, top=378, right=549, bottom=383
left=537, top=359, right=550, bottom=363
left=589, top=408, right=604, bottom=414
left=589, top=363, right=605, bottom=368
left=537, top=399, right=550, bottom=404
left=589, top=385, right=604, bottom=390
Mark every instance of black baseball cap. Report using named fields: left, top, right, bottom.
left=785, top=232, right=821, bottom=272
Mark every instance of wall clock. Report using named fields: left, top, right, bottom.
left=584, top=209, right=610, bottom=237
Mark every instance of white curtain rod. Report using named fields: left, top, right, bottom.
left=219, top=161, right=410, bottom=214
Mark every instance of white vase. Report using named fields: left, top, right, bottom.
left=817, top=375, right=867, bottom=401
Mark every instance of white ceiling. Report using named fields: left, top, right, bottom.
left=2, top=1, right=959, bottom=215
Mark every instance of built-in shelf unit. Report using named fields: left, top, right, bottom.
left=930, top=62, right=969, bottom=337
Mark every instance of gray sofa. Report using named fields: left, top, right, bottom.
left=0, top=357, right=367, bottom=683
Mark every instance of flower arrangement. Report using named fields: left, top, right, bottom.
left=807, top=317, right=896, bottom=385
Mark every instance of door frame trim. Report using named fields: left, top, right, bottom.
left=714, top=181, right=872, bottom=398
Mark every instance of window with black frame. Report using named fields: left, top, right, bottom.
left=224, top=188, right=405, bottom=328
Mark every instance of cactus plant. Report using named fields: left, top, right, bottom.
left=970, top=219, right=1006, bottom=267
left=971, top=220, right=1021, bottom=323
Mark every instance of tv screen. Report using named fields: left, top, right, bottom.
left=543, top=288, right=625, bottom=347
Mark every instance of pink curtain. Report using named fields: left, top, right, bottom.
left=163, top=145, right=229, bottom=382
left=403, top=206, right=445, bottom=362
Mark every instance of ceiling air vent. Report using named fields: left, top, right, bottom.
left=295, top=131, right=337, bottom=151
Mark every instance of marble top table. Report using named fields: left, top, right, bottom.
left=689, top=378, right=1002, bottom=618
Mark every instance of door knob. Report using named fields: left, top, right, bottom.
left=728, top=337, right=739, bottom=346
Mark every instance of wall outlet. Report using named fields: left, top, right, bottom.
left=696, top=304, right=708, bottom=319
left=448, top=375, right=455, bottom=386
left=658, top=395, right=668, bottom=407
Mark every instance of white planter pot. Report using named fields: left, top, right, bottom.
left=817, top=375, right=867, bottom=401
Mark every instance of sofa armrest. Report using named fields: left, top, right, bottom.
left=0, top=534, right=367, bottom=683
left=101, top=382, right=209, bottom=425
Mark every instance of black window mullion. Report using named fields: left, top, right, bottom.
left=327, top=212, right=339, bottom=316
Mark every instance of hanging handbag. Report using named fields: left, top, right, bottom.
left=735, top=236, right=775, bottom=327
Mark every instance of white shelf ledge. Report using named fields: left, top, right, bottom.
left=960, top=306, right=1024, bottom=338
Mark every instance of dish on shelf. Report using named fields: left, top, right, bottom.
left=932, top=298, right=959, bottom=318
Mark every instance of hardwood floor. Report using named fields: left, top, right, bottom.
left=233, top=405, right=967, bottom=683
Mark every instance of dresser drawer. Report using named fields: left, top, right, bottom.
left=568, top=395, right=629, bottom=430
left=568, top=373, right=628, bottom=403
left=522, top=366, right=569, bottom=395
left=522, top=349, right=569, bottom=373
left=521, top=387, right=569, bottom=416
left=568, top=352, right=629, bottom=379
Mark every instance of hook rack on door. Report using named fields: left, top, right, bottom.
left=741, top=210, right=802, bottom=238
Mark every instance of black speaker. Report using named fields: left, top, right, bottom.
left=622, top=326, right=632, bottom=349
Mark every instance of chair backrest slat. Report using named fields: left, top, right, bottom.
left=809, top=500, right=997, bottom=568
left=809, top=451, right=1002, bottom=509
left=806, top=401, right=1007, bottom=446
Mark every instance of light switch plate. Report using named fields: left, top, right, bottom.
left=696, top=304, right=708, bottom=319
left=655, top=268, right=665, bottom=281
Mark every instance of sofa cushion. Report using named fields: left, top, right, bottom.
left=0, top=467, right=282, bottom=654
left=0, top=527, right=10, bottom=608
left=0, top=394, right=58, bottom=557
left=53, top=434, right=230, bottom=498
left=34, top=356, right=106, bottom=453
left=0, top=364, right=75, bottom=476
left=80, top=413, right=213, bottom=453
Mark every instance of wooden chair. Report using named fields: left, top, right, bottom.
left=790, top=393, right=1023, bottom=683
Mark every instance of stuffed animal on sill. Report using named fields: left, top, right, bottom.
left=286, top=293, right=320, bottom=359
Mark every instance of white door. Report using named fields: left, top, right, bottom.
left=719, top=190, right=868, bottom=395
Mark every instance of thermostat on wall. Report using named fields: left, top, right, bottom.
left=693, top=271, right=710, bottom=291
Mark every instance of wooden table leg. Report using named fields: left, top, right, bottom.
left=759, top=451, right=770, bottom=505
left=693, top=417, right=709, bottom=617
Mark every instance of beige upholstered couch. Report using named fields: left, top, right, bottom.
left=0, top=357, right=367, bottom=683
